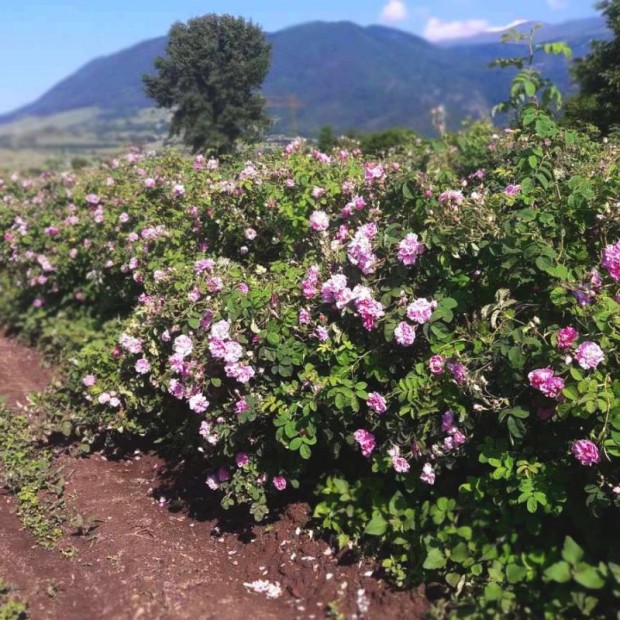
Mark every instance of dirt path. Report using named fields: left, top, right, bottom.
left=0, top=336, right=427, bottom=619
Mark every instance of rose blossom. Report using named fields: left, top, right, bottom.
left=394, top=322, right=416, bottom=347
left=542, top=376, right=565, bottom=398
left=189, top=393, right=209, bottom=414
left=315, top=326, right=329, bottom=342
left=428, top=355, right=445, bottom=375
left=309, top=210, right=329, bottom=232
left=82, top=374, right=97, bottom=387
left=173, top=335, right=193, bottom=359
left=557, top=327, right=579, bottom=350
left=397, top=233, right=425, bottom=266
left=447, top=361, right=467, bottom=385
left=210, top=320, right=230, bottom=340
left=575, top=341, right=604, bottom=370
left=273, top=476, right=287, bottom=491
left=135, top=358, right=151, bottom=374
left=602, top=240, right=620, bottom=281
left=529, top=368, right=565, bottom=398
left=367, top=392, right=387, bottom=414
left=528, top=368, right=555, bottom=390
left=420, top=463, right=436, bottom=485
left=235, top=453, right=250, bottom=468
left=353, top=429, right=376, bottom=457
left=572, top=439, right=600, bottom=466
left=392, top=456, right=410, bottom=473
left=406, top=298, right=437, bottom=324
left=235, top=398, right=249, bottom=414
left=441, top=411, right=454, bottom=432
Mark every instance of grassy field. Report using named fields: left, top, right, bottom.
left=0, top=108, right=171, bottom=172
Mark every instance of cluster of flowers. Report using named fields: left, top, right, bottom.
left=320, top=274, right=385, bottom=331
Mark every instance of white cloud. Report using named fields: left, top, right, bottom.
left=423, top=17, right=527, bottom=42
left=547, top=0, right=567, bottom=9
left=381, top=0, right=408, bottom=23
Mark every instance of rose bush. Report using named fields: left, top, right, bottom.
left=1, top=90, right=620, bottom=616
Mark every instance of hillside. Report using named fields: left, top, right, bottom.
left=0, top=18, right=611, bottom=137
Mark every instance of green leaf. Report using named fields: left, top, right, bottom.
left=446, top=572, right=461, bottom=588
left=562, top=536, right=584, bottom=565
left=483, top=582, right=503, bottom=601
left=364, top=514, right=388, bottom=536
left=187, top=317, right=201, bottom=329
left=573, top=565, right=605, bottom=590
left=299, top=443, right=311, bottom=459
left=545, top=561, right=571, bottom=583
left=289, top=437, right=302, bottom=451
left=506, top=563, right=528, bottom=584
left=423, top=548, right=447, bottom=570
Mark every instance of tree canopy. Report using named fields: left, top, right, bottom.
left=566, top=0, right=620, bottom=133
left=144, top=14, right=271, bottom=154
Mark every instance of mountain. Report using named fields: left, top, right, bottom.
left=0, top=18, right=611, bottom=137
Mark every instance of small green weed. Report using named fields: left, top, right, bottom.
left=0, top=580, right=28, bottom=620
left=0, top=407, right=66, bottom=547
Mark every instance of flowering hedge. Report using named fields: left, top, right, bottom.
left=1, top=111, right=620, bottom=616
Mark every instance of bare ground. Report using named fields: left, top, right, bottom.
left=0, top=336, right=427, bottom=619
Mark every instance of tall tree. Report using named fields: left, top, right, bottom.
left=144, top=14, right=271, bottom=154
left=566, top=0, right=620, bottom=133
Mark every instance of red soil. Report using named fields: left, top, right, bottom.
left=0, top=336, right=428, bottom=619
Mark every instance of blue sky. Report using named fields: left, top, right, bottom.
left=0, top=0, right=600, bottom=114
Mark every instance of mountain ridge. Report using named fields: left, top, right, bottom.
left=0, top=17, right=610, bottom=136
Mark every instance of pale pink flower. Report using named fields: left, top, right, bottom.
left=189, top=393, right=209, bottom=414
left=406, top=298, right=437, bottom=324
left=82, top=374, right=97, bottom=387
left=194, top=258, right=215, bottom=273
left=173, top=335, right=193, bottom=359
left=397, top=233, right=425, bottom=266
left=438, top=189, right=464, bottom=206
left=309, top=210, right=329, bottom=232
left=392, top=456, right=410, bottom=473
left=211, top=320, right=231, bottom=341
left=575, top=342, right=604, bottom=370
left=394, top=322, right=416, bottom=346
left=224, top=363, right=255, bottom=383
left=135, top=358, right=151, bottom=374
left=420, top=463, right=435, bottom=485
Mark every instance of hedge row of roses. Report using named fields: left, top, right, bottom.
left=1, top=113, right=619, bottom=617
